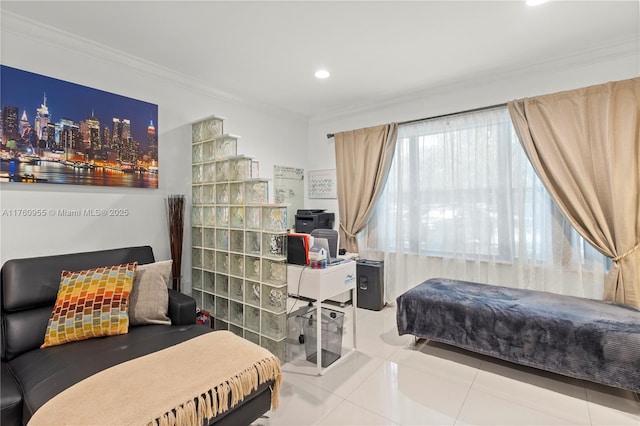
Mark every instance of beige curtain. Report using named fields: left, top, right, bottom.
left=508, top=77, right=640, bottom=308
left=334, top=123, right=398, bottom=252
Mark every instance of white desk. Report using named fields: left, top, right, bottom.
left=287, top=260, right=357, bottom=375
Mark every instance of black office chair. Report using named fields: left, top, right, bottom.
left=310, top=228, right=339, bottom=260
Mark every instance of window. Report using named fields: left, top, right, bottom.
left=361, top=106, right=606, bottom=298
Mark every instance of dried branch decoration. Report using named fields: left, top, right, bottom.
left=167, top=194, right=185, bottom=291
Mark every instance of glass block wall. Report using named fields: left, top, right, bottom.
left=191, top=115, right=288, bottom=361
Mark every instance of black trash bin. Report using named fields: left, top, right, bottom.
left=356, top=260, right=385, bottom=311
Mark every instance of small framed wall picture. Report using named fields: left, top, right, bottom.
left=308, top=169, right=337, bottom=199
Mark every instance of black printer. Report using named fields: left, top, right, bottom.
left=294, top=209, right=335, bottom=234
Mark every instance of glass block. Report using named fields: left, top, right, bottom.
left=192, top=206, right=202, bottom=226
left=245, top=280, right=261, bottom=306
left=245, top=181, right=269, bottom=204
left=192, top=268, right=202, bottom=290
left=261, top=336, right=285, bottom=362
left=203, top=228, right=215, bottom=248
left=202, top=249, right=215, bottom=271
left=216, top=206, right=229, bottom=227
left=192, top=248, right=202, bottom=268
left=229, top=301, right=244, bottom=327
left=192, top=185, right=202, bottom=204
left=262, top=259, right=286, bottom=285
left=230, top=253, right=244, bottom=277
left=215, top=251, right=229, bottom=274
left=215, top=228, right=228, bottom=250
left=245, top=330, right=260, bottom=345
left=203, top=293, right=214, bottom=313
left=245, top=256, right=261, bottom=281
left=203, top=206, right=215, bottom=226
left=230, top=207, right=244, bottom=229
left=192, top=289, right=203, bottom=309
left=229, top=182, right=244, bottom=205
left=261, top=311, right=286, bottom=340
left=214, top=319, right=228, bottom=331
left=215, top=135, right=238, bottom=158
left=192, top=227, right=202, bottom=247
left=215, top=160, right=229, bottom=181
left=262, top=206, right=287, bottom=232
left=192, top=121, right=203, bottom=143
left=202, top=162, right=215, bottom=183
left=203, top=140, right=215, bottom=160
left=215, top=183, right=228, bottom=204
left=229, top=324, right=243, bottom=337
left=230, top=230, right=244, bottom=252
left=245, top=207, right=261, bottom=230
left=201, top=116, right=224, bottom=141
left=245, top=231, right=260, bottom=255
left=215, top=273, right=229, bottom=296
left=262, top=233, right=287, bottom=258
left=192, top=143, right=202, bottom=163
left=229, top=277, right=244, bottom=302
left=203, top=271, right=215, bottom=293
left=261, top=284, right=287, bottom=313
left=229, top=157, right=252, bottom=181
left=202, top=184, right=215, bottom=204
left=192, top=164, right=202, bottom=183
left=215, top=296, right=229, bottom=321
left=244, top=305, right=261, bottom=333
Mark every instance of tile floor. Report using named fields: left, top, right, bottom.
left=255, top=298, right=640, bottom=426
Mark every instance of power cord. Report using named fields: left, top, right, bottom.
left=286, top=264, right=316, bottom=345
left=286, top=264, right=312, bottom=318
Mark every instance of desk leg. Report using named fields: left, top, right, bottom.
left=352, top=289, right=357, bottom=350
left=316, top=303, right=322, bottom=374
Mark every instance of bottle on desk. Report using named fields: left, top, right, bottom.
left=309, top=246, right=328, bottom=269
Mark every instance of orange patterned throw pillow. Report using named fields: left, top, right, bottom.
left=41, top=262, right=137, bottom=348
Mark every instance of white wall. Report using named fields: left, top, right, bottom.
left=2, top=10, right=638, bottom=291
left=306, top=48, right=640, bottom=226
left=0, top=13, right=308, bottom=294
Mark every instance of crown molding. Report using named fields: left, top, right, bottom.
left=309, top=36, right=639, bottom=125
left=3, top=9, right=635, bottom=127
left=0, top=10, right=307, bottom=123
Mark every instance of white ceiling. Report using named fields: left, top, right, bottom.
left=2, top=1, right=638, bottom=120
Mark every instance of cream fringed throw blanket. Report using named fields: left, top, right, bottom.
left=28, top=331, right=282, bottom=426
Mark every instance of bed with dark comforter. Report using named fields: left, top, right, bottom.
left=396, top=278, right=640, bottom=393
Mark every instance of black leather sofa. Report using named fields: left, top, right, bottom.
left=1, top=246, right=273, bottom=426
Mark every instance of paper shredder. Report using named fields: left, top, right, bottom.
left=356, top=260, right=385, bottom=311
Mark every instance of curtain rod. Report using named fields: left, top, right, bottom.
left=326, top=102, right=508, bottom=139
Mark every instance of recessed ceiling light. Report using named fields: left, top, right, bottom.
left=314, top=69, right=330, bottom=79
left=526, top=0, right=549, bottom=5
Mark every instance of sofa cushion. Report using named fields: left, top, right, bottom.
left=129, top=260, right=172, bottom=326
left=9, top=324, right=213, bottom=423
left=41, top=263, right=137, bottom=348
left=1, top=246, right=154, bottom=313
left=1, top=246, right=155, bottom=361
left=3, top=307, right=52, bottom=362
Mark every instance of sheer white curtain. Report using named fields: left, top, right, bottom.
left=358, top=106, right=608, bottom=302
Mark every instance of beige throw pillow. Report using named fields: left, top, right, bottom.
left=128, top=260, right=172, bottom=326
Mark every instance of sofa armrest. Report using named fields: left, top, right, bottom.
left=167, top=289, right=197, bottom=325
left=1, top=363, right=22, bottom=426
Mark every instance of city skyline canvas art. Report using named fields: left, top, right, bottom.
left=0, top=65, right=159, bottom=188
